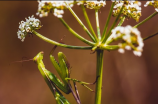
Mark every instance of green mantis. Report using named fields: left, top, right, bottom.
left=33, top=45, right=95, bottom=104
left=33, top=51, right=71, bottom=104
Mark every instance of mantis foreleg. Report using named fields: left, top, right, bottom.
left=33, top=52, right=70, bottom=104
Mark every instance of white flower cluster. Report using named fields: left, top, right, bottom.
left=111, top=25, right=144, bottom=56
left=77, top=0, right=106, bottom=9
left=17, top=15, right=41, bottom=42
left=144, top=0, right=158, bottom=12
left=113, top=0, right=141, bottom=22
left=36, top=1, right=74, bottom=18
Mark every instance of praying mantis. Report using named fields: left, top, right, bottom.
left=33, top=45, right=96, bottom=104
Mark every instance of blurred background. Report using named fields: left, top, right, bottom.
left=0, top=1, right=158, bottom=104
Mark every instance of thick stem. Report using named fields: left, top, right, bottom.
left=95, top=50, right=104, bottom=104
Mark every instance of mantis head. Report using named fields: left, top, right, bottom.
left=33, top=51, right=44, bottom=64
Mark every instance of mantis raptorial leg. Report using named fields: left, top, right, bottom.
left=33, top=52, right=70, bottom=104
left=49, top=43, right=98, bottom=93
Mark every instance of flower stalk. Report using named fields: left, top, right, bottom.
left=95, top=9, right=101, bottom=41
left=101, top=2, right=115, bottom=40
left=81, top=4, right=98, bottom=42
left=59, top=18, right=95, bottom=46
left=67, top=5, right=96, bottom=42
left=143, top=32, right=158, bottom=41
left=102, top=3, right=124, bottom=43
left=134, top=12, right=158, bottom=28
left=33, top=31, right=92, bottom=50
left=118, top=16, right=125, bottom=26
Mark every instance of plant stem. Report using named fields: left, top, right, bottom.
left=134, top=12, right=158, bottom=28
left=59, top=18, right=95, bottom=46
left=81, top=4, right=98, bottom=42
left=33, top=31, right=92, bottom=50
left=100, top=45, right=119, bottom=50
left=95, top=9, right=101, bottom=41
left=102, top=3, right=124, bottom=43
left=95, top=50, right=104, bottom=104
left=67, top=5, right=96, bottom=42
left=101, top=2, right=115, bottom=40
left=143, top=32, right=158, bottom=41
left=118, top=16, right=125, bottom=26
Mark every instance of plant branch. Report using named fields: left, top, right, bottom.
left=59, top=18, right=95, bottom=46
left=101, top=2, right=115, bottom=40
left=33, top=31, right=92, bottom=50
left=95, top=9, right=101, bottom=41
left=102, top=3, right=124, bottom=43
left=67, top=5, right=96, bottom=42
left=118, top=16, right=125, bottom=26
left=100, top=45, right=119, bottom=50
left=81, top=4, right=98, bottom=42
left=134, top=12, right=158, bottom=28
left=143, top=32, right=158, bottom=41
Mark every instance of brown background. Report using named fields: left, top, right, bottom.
left=0, top=1, right=158, bottom=104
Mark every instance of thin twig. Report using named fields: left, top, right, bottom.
left=143, top=32, right=158, bottom=41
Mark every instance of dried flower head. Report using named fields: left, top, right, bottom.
left=36, top=1, right=74, bottom=18
left=17, top=15, right=41, bottom=42
left=110, top=25, right=144, bottom=56
left=113, top=0, right=141, bottom=22
left=144, top=0, right=158, bottom=12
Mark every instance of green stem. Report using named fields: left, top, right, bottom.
left=67, top=5, right=96, bottom=42
left=59, top=18, right=95, bottom=46
left=95, top=9, right=101, bottom=41
left=101, top=2, right=115, bottom=40
left=102, top=3, right=124, bottom=43
left=81, top=4, right=98, bottom=42
left=118, top=16, right=125, bottom=26
left=95, top=50, right=104, bottom=104
left=105, top=16, right=125, bottom=45
left=134, top=12, right=158, bottom=28
left=103, top=16, right=125, bottom=45
left=100, top=45, right=119, bottom=51
left=143, top=32, right=158, bottom=41
left=33, top=31, right=92, bottom=50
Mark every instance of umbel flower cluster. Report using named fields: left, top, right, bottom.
left=144, top=0, right=158, bottom=12
left=17, top=0, right=158, bottom=57
left=36, top=0, right=106, bottom=18
left=113, top=1, right=142, bottom=22
left=110, top=25, right=144, bottom=56
left=17, top=15, right=41, bottom=42
left=36, top=1, right=74, bottom=18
